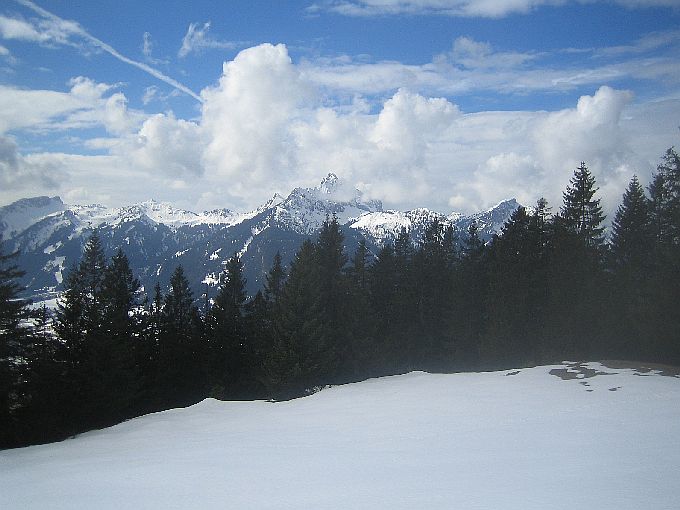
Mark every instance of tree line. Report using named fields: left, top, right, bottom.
left=2, top=148, right=680, bottom=448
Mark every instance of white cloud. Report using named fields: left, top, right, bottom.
left=0, top=77, right=145, bottom=136
left=445, top=36, right=536, bottom=69
left=0, top=135, right=66, bottom=191
left=0, top=13, right=72, bottom=45
left=531, top=85, right=637, bottom=208
left=122, top=113, right=203, bottom=177
left=301, top=35, right=680, bottom=98
left=200, top=43, right=313, bottom=203
left=0, top=84, right=86, bottom=133
left=2, top=42, right=678, bottom=221
left=178, top=21, right=238, bottom=58
left=311, top=0, right=680, bottom=18
left=142, top=86, right=158, bottom=105
left=142, top=31, right=152, bottom=57
left=6, top=1, right=202, bottom=102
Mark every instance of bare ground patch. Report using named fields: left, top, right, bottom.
left=549, top=362, right=614, bottom=381
left=600, top=360, right=680, bottom=378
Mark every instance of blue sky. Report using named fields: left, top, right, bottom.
left=1, top=0, right=679, bottom=215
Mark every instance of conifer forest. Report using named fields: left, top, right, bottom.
left=2, top=148, right=680, bottom=449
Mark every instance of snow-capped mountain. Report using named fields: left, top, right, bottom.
left=0, top=175, right=522, bottom=302
left=0, top=196, right=66, bottom=242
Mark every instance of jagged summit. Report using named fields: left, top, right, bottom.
left=273, top=174, right=384, bottom=235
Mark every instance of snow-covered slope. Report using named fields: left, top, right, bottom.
left=0, top=196, right=65, bottom=241
left=2, top=361, right=679, bottom=510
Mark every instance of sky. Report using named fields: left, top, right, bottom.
left=1, top=0, right=679, bottom=216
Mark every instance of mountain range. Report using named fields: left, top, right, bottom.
left=0, top=174, right=521, bottom=303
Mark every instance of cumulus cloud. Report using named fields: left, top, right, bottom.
left=178, top=21, right=238, bottom=58
left=200, top=43, right=313, bottom=202
left=531, top=85, right=637, bottom=207
left=2, top=42, right=678, bottom=221
left=123, top=113, right=203, bottom=177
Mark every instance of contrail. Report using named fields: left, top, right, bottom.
left=14, top=0, right=203, bottom=103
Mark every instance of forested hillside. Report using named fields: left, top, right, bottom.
left=2, top=149, right=680, bottom=448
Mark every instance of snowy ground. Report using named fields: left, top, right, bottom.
left=2, top=361, right=679, bottom=509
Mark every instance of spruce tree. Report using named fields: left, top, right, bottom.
left=315, top=216, right=349, bottom=379
left=206, top=254, right=248, bottom=397
left=644, top=148, right=680, bottom=363
left=158, top=265, right=204, bottom=406
left=264, top=252, right=285, bottom=305
left=265, top=240, right=324, bottom=398
left=99, top=249, right=142, bottom=420
left=0, top=245, right=33, bottom=447
left=546, top=166, right=607, bottom=360
left=610, top=176, right=652, bottom=269
left=560, top=162, right=606, bottom=249
left=54, top=231, right=109, bottom=429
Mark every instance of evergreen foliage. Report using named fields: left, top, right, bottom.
left=610, top=176, right=652, bottom=270
left=0, top=244, right=32, bottom=447
left=560, top=162, right=606, bottom=249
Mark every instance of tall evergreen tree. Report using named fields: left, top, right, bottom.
left=315, top=215, right=349, bottom=380
left=610, top=176, right=652, bottom=269
left=54, top=231, right=110, bottom=429
left=560, top=162, right=606, bottom=249
left=206, top=254, right=248, bottom=397
left=643, top=148, right=680, bottom=363
left=545, top=166, right=607, bottom=360
left=157, top=265, right=204, bottom=406
left=99, top=249, right=142, bottom=420
left=264, top=252, right=285, bottom=305
left=265, top=240, right=324, bottom=398
left=649, top=148, right=680, bottom=248
left=0, top=245, right=33, bottom=447
left=412, top=218, right=456, bottom=370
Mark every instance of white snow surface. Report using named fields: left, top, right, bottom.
left=2, top=361, right=680, bottom=509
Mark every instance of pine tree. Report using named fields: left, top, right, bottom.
left=643, top=148, right=680, bottom=363
left=265, top=240, right=324, bottom=398
left=455, top=220, right=488, bottom=367
left=545, top=166, right=607, bottom=360
left=315, top=216, right=351, bottom=381
left=463, top=221, right=484, bottom=258
left=0, top=245, right=33, bottom=447
left=264, top=252, right=285, bottom=305
left=482, top=206, right=544, bottom=366
left=99, top=249, right=142, bottom=420
left=157, top=265, right=204, bottom=406
left=610, top=176, right=652, bottom=269
left=649, top=148, right=680, bottom=248
left=560, top=162, right=606, bottom=249
left=54, top=231, right=109, bottom=429
left=206, top=254, right=248, bottom=397
left=348, top=239, right=369, bottom=292
left=412, top=218, right=456, bottom=370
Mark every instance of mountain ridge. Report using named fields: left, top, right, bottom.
left=0, top=175, right=522, bottom=302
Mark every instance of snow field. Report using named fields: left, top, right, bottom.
left=1, top=362, right=679, bottom=509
